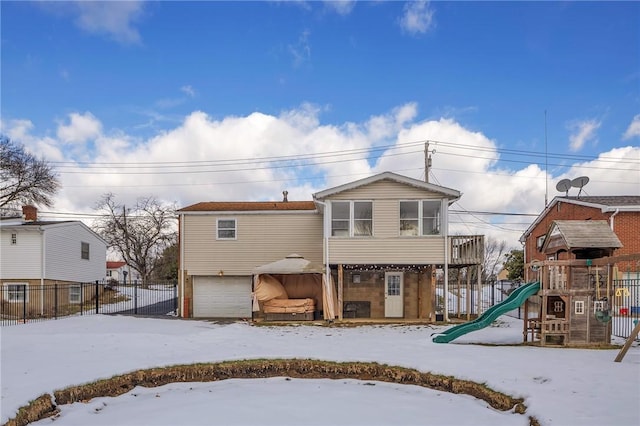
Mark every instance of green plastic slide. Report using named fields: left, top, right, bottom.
left=432, top=281, right=540, bottom=343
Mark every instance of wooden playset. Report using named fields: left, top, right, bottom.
left=522, top=220, right=631, bottom=346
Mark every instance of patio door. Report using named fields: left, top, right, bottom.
left=384, top=272, right=403, bottom=317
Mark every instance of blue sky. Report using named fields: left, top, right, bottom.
left=1, top=1, right=639, bottom=246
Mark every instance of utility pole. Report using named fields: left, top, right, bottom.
left=424, top=141, right=432, bottom=183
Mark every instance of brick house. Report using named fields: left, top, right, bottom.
left=520, top=196, right=640, bottom=280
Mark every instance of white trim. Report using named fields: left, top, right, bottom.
left=216, top=218, right=237, bottom=240
left=314, top=171, right=461, bottom=200
left=399, top=199, right=443, bottom=237
left=69, top=284, right=82, bottom=304
left=329, top=200, right=374, bottom=238
left=3, top=283, right=29, bottom=303
left=179, top=210, right=318, bottom=216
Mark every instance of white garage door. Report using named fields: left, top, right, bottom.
left=193, top=276, right=252, bottom=318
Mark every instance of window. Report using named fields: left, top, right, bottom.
left=69, top=285, right=82, bottom=304
left=575, top=301, right=585, bottom=315
left=11, top=233, right=17, bottom=245
left=422, top=200, right=441, bottom=235
left=217, top=219, right=237, bottom=240
left=331, top=202, right=350, bottom=237
left=353, top=202, right=373, bottom=236
left=331, top=201, right=373, bottom=237
left=81, top=242, right=90, bottom=260
left=4, top=283, right=28, bottom=302
left=107, top=270, right=112, bottom=277
left=400, top=200, right=441, bottom=236
left=536, top=235, right=545, bottom=250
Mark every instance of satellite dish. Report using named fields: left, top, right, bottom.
left=555, top=179, right=572, bottom=195
left=571, top=176, right=590, bottom=197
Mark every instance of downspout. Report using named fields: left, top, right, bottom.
left=179, top=213, right=185, bottom=318
left=443, top=202, right=449, bottom=322
left=314, top=199, right=334, bottom=320
left=609, top=208, right=619, bottom=231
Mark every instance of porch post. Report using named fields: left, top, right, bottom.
left=477, top=264, right=482, bottom=315
left=338, top=264, right=344, bottom=320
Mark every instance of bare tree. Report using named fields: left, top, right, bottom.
left=93, top=193, right=177, bottom=286
left=0, top=136, right=60, bottom=214
left=482, top=237, right=508, bottom=282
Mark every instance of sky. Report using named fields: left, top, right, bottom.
left=1, top=1, right=639, bottom=248
left=2, top=314, right=639, bottom=425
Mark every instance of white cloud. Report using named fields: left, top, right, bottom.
left=181, top=85, right=196, bottom=98
left=399, top=1, right=435, bottom=35
left=568, top=119, right=601, bottom=152
left=57, top=112, right=103, bottom=144
left=289, top=30, right=312, bottom=67
left=323, top=1, right=356, bottom=16
left=623, top=114, right=640, bottom=140
left=74, top=1, right=145, bottom=45
left=5, top=105, right=639, bottom=249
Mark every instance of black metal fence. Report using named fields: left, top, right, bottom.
left=0, top=280, right=177, bottom=326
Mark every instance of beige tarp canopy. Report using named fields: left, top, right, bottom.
left=252, top=254, right=336, bottom=320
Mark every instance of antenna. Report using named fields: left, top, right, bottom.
left=571, top=176, right=590, bottom=198
left=555, top=179, right=571, bottom=196
left=544, top=110, right=548, bottom=206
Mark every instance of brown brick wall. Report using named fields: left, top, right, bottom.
left=524, top=202, right=639, bottom=278
left=342, top=270, right=431, bottom=319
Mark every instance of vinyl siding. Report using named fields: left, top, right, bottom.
left=325, top=180, right=447, bottom=264
left=0, top=229, right=42, bottom=278
left=328, top=237, right=445, bottom=264
left=44, top=224, right=107, bottom=282
left=326, top=180, right=445, bottom=200
left=182, top=212, right=323, bottom=275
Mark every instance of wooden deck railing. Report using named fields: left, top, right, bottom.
left=449, top=235, right=484, bottom=266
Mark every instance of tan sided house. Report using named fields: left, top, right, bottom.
left=178, top=172, right=484, bottom=321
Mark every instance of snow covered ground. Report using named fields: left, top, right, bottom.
left=98, top=284, right=176, bottom=314
left=2, top=315, right=639, bottom=426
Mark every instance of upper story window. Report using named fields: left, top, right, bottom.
left=11, top=233, right=17, bottom=245
left=81, top=242, right=90, bottom=260
left=536, top=235, right=546, bottom=250
left=400, top=200, right=442, bottom=236
left=331, top=201, right=373, bottom=237
left=217, top=218, right=237, bottom=240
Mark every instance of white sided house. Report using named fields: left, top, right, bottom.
left=178, top=172, right=484, bottom=321
left=1, top=206, right=107, bottom=309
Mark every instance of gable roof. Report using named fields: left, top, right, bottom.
left=313, top=171, right=461, bottom=201
left=178, top=201, right=317, bottom=213
left=520, top=195, right=640, bottom=241
left=0, top=219, right=108, bottom=246
left=541, top=220, right=623, bottom=252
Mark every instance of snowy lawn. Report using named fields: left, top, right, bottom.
left=2, top=315, right=639, bottom=426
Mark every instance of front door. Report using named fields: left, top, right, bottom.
left=384, top=272, right=403, bottom=317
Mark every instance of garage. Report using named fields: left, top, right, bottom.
left=192, top=276, right=252, bottom=318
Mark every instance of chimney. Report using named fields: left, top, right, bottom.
left=282, top=190, right=289, bottom=202
left=22, top=205, right=38, bottom=222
